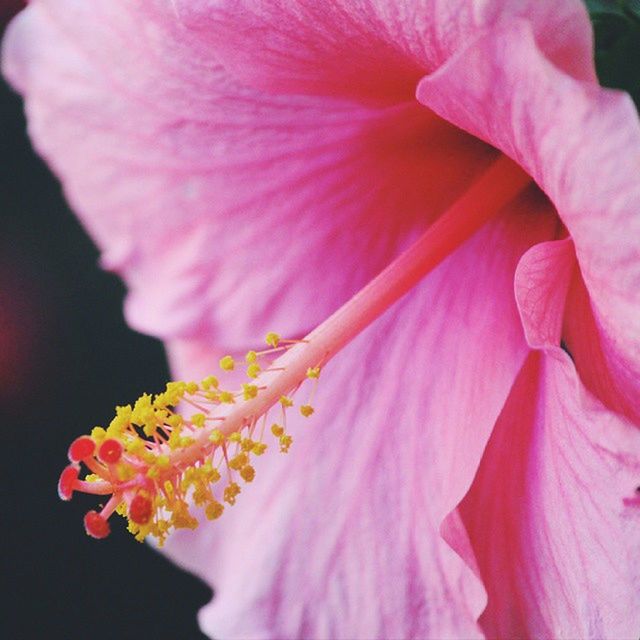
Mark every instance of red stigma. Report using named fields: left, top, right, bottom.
left=68, top=436, right=95, bottom=462
left=58, top=465, right=79, bottom=501
left=129, top=494, right=153, bottom=525
left=84, top=510, right=111, bottom=539
left=97, top=438, right=123, bottom=464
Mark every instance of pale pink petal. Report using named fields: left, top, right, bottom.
left=173, top=0, right=594, bottom=97
left=3, top=0, right=503, bottom=349
left=417, top=21, right=640, bottom=420
left=460, top=351, right=640, bottom=639
left=162, top=205, right=557, bottom=639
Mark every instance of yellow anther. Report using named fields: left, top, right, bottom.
left=168, top=428, right=183, bottom=450
left=228, top=432, right=242, bottom=443
left=246, top=363, right=261, bottom=379
left=279, top=434, right=293, bottom=453
left=163, top=381, right=185, bottom=404
left=252, top=442, right=267, bottom=456
left=306, top=367, right=321, bottom=379
left=245, top=350, right=257, bottom=364
left=142, top=421, right=158, bottom=437
left=241, top=438, right=254, bottom=452
left=180, top=468, right=196, bottom=491
left=279, top=396, right=293, bottom=408
left=191, top=413, right=206, bottom=428
left=171, top=501, right=198, bottom=529
left=209, top=429, right=224, bottom=444
left=219, top=390, right=235, bottom=404
left=116, top=463, right=135, bottom=481
left=157, top=391, right=173, bottom=407
left=167, top=414, right=183, bottom=429
left=206, top=391, right=220, bottom=402
left=143, top=451, right=157, bottom=464
left=193, top=485, right=213, bottom=506
left=131, top=528, right=147, bottom=543
left=224, top=482, right=241, bottom=505
left=131, top=527, right=146, bottom=543
left=179, top=436, right=195, bottom=447
left=107, top=413, right=129, bottom=436
left=205, top=501, right=224, bottom=520
left=147, top=466, right=160, bottom=479
left=265, top=332, right=280, bottom=347
left=132, top=395, right=152, bottom=418
left=240, top=465, right=255, bottom=483
left=126, top=438, right=145, bottom=455
left=178, top=473, right=195, bottom=492
left=201, top=375, right=219, bottom=390
left=116, top=404, right=133, bottom=418
left=300, top=404, right=314, bottom=417
left=219, top=355, right=235, bottom=371
left=157, top=454, right=170, bottom=468
left=163, top=480, right=175, bottom=498
left=271, top=423, right=284, bottom=437
left=186, top=381, right=199, bottom=394
left=153, top=393, right=168, bottom=408
left=229, top=453, right=249, bottom=470
left=91, top=426, right=106, bottom=442
left=242, top=383, right=258, bottom=400
left=201, top=462, right=221, bottom=484
left=132, top=404, right=154, bottom=429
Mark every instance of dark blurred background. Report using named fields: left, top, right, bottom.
left=1, top=16, right=210, bottom=640
left=1, top=1, right=638, bottom=639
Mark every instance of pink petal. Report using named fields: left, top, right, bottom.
left=1, top=0, right=596, bottom=352
left=514, top=237, right=576, bottom=349
left=162, top=206, right=556, bottom=639
left=173, top=0, right=594, bottom=97
left=417, top=21, right=640, bottom=422
left=563, top=268, right=640, bottom=422
left=3, top=1, right=503, bottom=349
left=460, top=351, right=640, bottom=639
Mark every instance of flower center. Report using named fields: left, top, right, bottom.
left=59, top=154, right=531, bottom=544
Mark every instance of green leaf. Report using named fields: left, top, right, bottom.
left=585, top=0, right=640, bottom=108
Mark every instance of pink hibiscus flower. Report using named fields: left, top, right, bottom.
left=4, top=1, right=640, bottom=638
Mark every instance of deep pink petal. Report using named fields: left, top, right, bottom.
left=172, top=0, right=594, bottom=98
left=417, top=21, right=640, bottom=420
left=3, top=1, right=503, bottom=349
left=161, top=205, right=556, bottom=639
left=461, top=350, right=640, bottom=639
left=1, top=1, right=597, bottom=352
